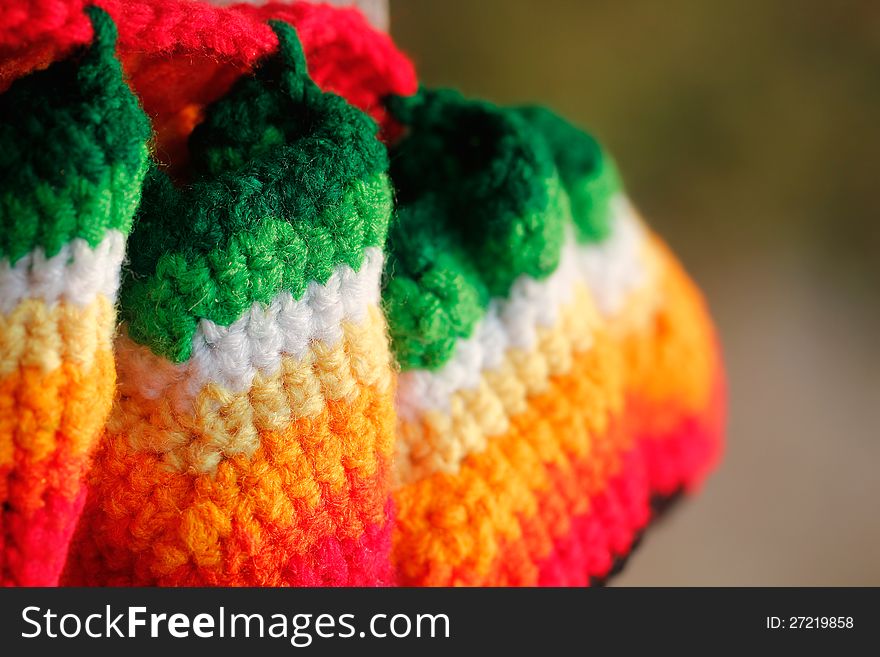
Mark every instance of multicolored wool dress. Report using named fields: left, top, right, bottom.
left=0, top=0, right=724, bottom=587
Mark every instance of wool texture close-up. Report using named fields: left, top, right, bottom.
left=0, top=7, right=151, bottom=587
left=0, top=0, right=725, bottom=587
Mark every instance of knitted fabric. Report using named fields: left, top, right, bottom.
left=0, top=0, right=418, bottom=170
left=61, top=21, right=397, bottom=586
left=0, top=7, right=151, bottom=586
left=385, top=90, right=724, bottom=585
left=1, top=0, right=725, bottom=587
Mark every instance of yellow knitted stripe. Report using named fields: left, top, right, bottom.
left=0, top=295, right=116, bottom=377
left=391, top=241, right=721, bottom=583
left=394, top=237, right=665, bottom=486
left=0, top=295, right=116, bottom=468
left=621, top=234, right=720, bottom=436
left=109, top=304, right=395, bottom=475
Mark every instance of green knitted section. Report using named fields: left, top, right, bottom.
left=123, top=171, right=391, bottom=361
left=387, top=88, right=566, bottom=297
left=515, top=105, right=621, bottom=242
left=384, top=177, right=570, bottom=371
left=0, top=7, right=150, bottom=264
left=188, top=21, right=387, bottom=184
left=383, top=89, right=624, bottom=371
left=121, top=22, right=391, bottom=363
left=384, top=198, right=490, bottom=371
left=383, top=89, right=580, bottom=371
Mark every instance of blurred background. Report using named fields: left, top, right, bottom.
left=389, top=0, right=880, bottom=585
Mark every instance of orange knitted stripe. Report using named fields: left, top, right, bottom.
left=0, top=294, right=117, bottom=467
left=620, top=236, right=719, bottom=431
left=391, top=243, right=720, bottom=583
left=69, top=452, right=394, bottom=584
left=484, top=360, right=725, bottom=587
left=392, top=329, right=626, bottom=584
left=68, top=376, right=396, bottom=581
left=0, top=349, right=116, bottom=468
left=109, top=305, right=394, bottom=474
left=392, top=376, right=720, bottom=585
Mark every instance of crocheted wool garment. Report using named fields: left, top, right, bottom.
left=385, top=90, right=724, bottom=586
left=0, top=0, right=724, bottom=587
left=0, top=8, right=151, bottom=586
left=62, top=20, right=398, bottom=586
left=0, top=0, right=417, bottom=169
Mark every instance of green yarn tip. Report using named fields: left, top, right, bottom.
left=383, top=88, right=624, bottom=371
left=387, top=88, right=566, bottom=297
left=121, top=21, right=393, bottom=363
left=188, top=21, right=386, bottom=182
left=515, top=105, right=622, bottom=242
left=383, top=199, right=490, bottom=371
left=0, top=6, right=151, bottom=264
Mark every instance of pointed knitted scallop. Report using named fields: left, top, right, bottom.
left=188, top=20, right=387, bottom=183
left=383, top=92, right=627, bottom=373
left=64, top=20, right=397, bottom=587
left=0, top=7, right=150, bottom=586
left=0, top=6, right=150, bottom=264
left=121, top=22, right=392, bottom=363
left=383, top=90, right=564, bottom=371
left=514, top=106, right=622, bottom=242
left=387, top=88, right=567, bottom=297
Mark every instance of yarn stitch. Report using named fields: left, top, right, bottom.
left=0, top=1, right=418, bottom=170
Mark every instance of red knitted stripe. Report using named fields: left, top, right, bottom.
left=217, top=500, right=397, bottom=588
left=1, top=484, right=87, bottom=587
left=62, top=451, right=397, bottom=586
left=0, top=1, right=417, bottom=159
left=534, top=375, right=725, bottom=586
left=1, top=443, right=96, bottom=586
left=80, top=500, right=398, bottom=587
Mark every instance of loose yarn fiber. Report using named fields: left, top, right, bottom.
left=0, top=0, right=725, bottom=587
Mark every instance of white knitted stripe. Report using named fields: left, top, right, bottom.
left=578, top=197, right=651, bottom=316
left=395, top=196, right=649, bottom=422
left=0, top=231, right=126, bottom=314
left=116, top=247, right=385, bottom=408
